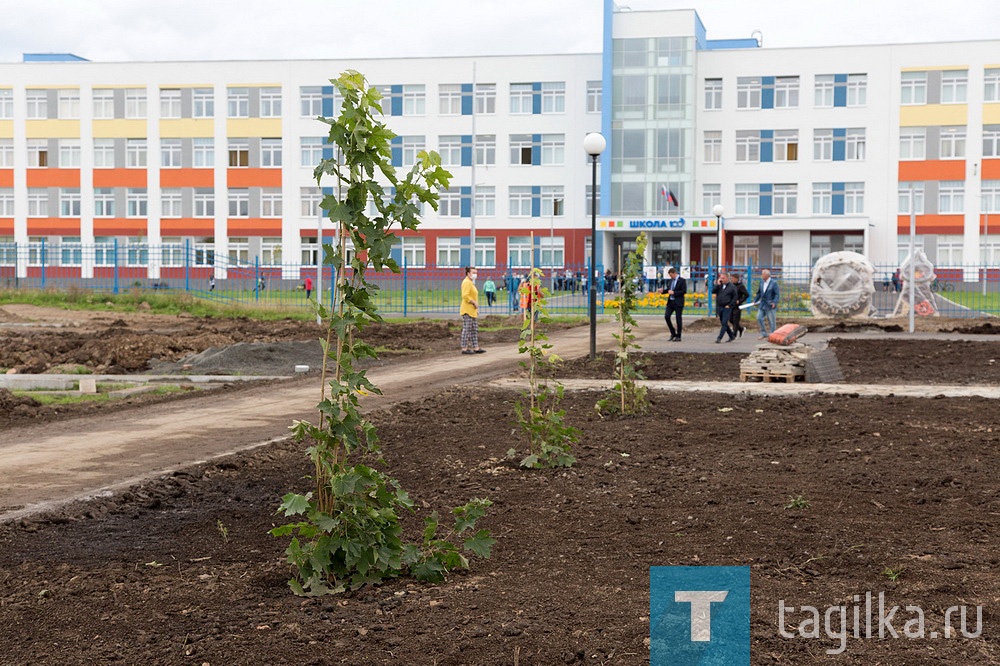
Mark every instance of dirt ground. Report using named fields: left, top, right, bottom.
left=2, top=305, right=1000, bottom=664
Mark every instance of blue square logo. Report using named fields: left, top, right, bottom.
left=650, top=566, right=750, bottom=665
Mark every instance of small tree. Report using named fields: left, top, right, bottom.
left=508, top=267, right=579, bottom=468
left=596, top=232, right=650, bottom=416
left=270, top=71, right=493, bottom=595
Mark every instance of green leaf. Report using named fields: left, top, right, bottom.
left=464, top=530, right=496, bottom=559
left=278, top=492, right=313, bottom=516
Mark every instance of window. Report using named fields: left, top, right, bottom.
left=193, top=88, right=214, bottom=117
left=402, top=85, right=425, bottom=115
left=228, top=139, right=249, bottom=167
left=901, top=72, right=927, bottom=105
left=260, top=87, right=282, bottom=117
left=774, top=130, right=798, bottom=162
left=159, top=237, right=184, bottom=267
left=813, top=182, right=833, bottom=214
left=59, top=189, right=81, bottom=217
left=301, top=86, right=323, bottom=117
left=301, top=137, right=323, bottom=166
left=540, top=134, right=564, bottom=165
left=194, top=237, right=215, bottom=265
left=0, top=89, right=12, bottom=118
left=898, top=183, right=925, bottom=214
left=540, top=237, right=564, bottom=269
left=615, top=37, right=648, bottom=67
left=437, top=237, right=461, bottom=267
left=815, top=75, right=835, bottom=107
left=194, top=188, right=215, bottom=217
left=540, top=186, right=564, bottom=216
left=844, top=182, right=865, bottom=214
left=258, top=237, right=282, bottom=266
left=509, top=186, right=532, bottom=217
left=228, top=237, right=249, bottom=263
left=939, top=181, right=964, bottom=213
left=160, top=89, right=181, bottom=118
left=702, top=184, right=721, bottom=215
left=126, top=139, right=147, bottom=168
left=984, top=126, right=1000, bottom=157
left=935, top=234, right=964, bottom=265
left=126, top=189, right=147, bottom=217
left=986, top=69, right=1000, bottom=102
left=59, top=236, right=82, bottom=266
left=27, top=189, right=48, bottom=216
left=400, top=237, right=426, bottom=268
left=587, top=80, right=602, bottom=113
left=161, top=138, right=182, bottom=168
left=94, top=139, right=115, bottom=168
left=474, top=186, right=495, bottom=217
left=774, top=77, right=799, bottom=108
left=439, top=84, right=462, bottom=115
left=438, top=135, right=462, bottom=167
left=26, top=90, right=47, bottom=118
left=261, top=138, right=282, bottom=167
left=847, top=74, right=867, bottom=106
left=899, top=128, right=926, bottom=160
left=193, top=138, right=214, bottom=167
left=261, top=189, right=282, bottom=217
left=475, top=83, right=495, bottom=114
left=228, top=189, right=249, bottom=217
left=123, top=237, right=148, bottom=266
left=301, top=187, right=322, bottom=216
left=541, top=82, right=565, bottom=113
left=58, top=139, right=81, bottom=167
left=57, top=89, right=79, bottom=118
left=940, top=127, right=966, bottom=159
left=0, top=139, right=11, bottom=167
left=124, top=88, right=146, bottom=118
left=982, top=180, right=1000, bottom=213
left=732, top=236, right=759, bottom=266
left=618, top=75, right=647, bottom=115
left=475, top=238, right=496, bottom=268
left=0, top=190, right=13, bottom=217
left=227, top=87, right=249, bottom=117
left=475, top=135, right=496, bottom=166
left=585, top=184, right=600, bottom=216
left=508, top=236, right=533, bottom=268
left=510, top=134, right=532, bottom=165
left=93, top=89, right=114, bottom=118
left=94, top=188, right=115, bottom=217
left=735, top=184, right=759, bottom=215
left=656, top=74, right=685, bottom=109
left=161, top=188, right=182, bottom=217
left=510, top=83, right=533, bottom=114
left=941, top=70, right=967, bottom=104
left=704, top=131, right=721, bottom=163
left=27, top=139, right=48, bottom=167
left=735, top=131, right=760, bottom=162
left=736, top=77, right=761, bottom=109
left=840, top=128, right=864, bottom=161
left=704, top=78, right=722, bottom=110
left=438, top=187, right=462, bottom=217
left=773, top=184, right=797, bottom=215
left=400, top=135, right=425, bottom=166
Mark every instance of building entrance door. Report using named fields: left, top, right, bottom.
left=652, top=237, right=681, bottom=268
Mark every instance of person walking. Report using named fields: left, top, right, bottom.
left=728, top=272, right=749, bottom=338
left=755, top=268, right=780, bottom=339
left=460, top=266, right=485, bottom=355
left=482, top=276, right=497, bottom=307
left=660, top=267, right=686, bottom=342
left=712, top=271, right=737, bottom=343
left=208, top=275, right=215, bottom=292
left=304, top=276, right=313, bottom=300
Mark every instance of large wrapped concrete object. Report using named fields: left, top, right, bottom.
left=809, top=251, right=876, bottom=318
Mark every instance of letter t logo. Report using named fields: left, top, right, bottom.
left=675, top=591, right=729, bottom=642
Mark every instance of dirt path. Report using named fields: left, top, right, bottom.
left=0, top=320, right=644, bottom=520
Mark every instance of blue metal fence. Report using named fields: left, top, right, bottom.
left=1, top=241, right=997, bottom=318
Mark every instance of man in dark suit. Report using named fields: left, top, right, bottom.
left=728, top=272, right=750, bottom=338
left=712, top=271, right=737, bottom=343
left=754, top=268, right=781, bottom=339
left=660, top=267, right=686, bottom=342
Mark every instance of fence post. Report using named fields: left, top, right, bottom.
left=112, top=239, right=119, bottom=294
left=184, top=238, right=190, bottom=292
left=40, top=238, right=46, bottom=289
left=707, top=265, right=715, bottom=312
left=402, top=259, right=408, bottom=318
left=254, top=256, right=260, bottom=302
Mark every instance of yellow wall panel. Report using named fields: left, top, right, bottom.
left=0, top=120, right=12, bottom=139
left=160, top=119, right=215, bottom=138
left=984, top=104, right=1000, bottom=124
left=25, top=119, right=81, bottom=138
left=899, top=104, right=968, bottom=127
left=92, top=120, right=148, bottom=138
left=900, top=65, right=967, bottom=72
left=227, top=118, right=282, bottom=137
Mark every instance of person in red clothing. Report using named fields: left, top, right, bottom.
left=304, top=276, right=313, bottom=300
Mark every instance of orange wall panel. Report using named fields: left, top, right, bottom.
left=160, top=169, right=214, bottom=188
left=227, top=168, right=281, bottom=188
left=93, top=218, right=148, bottom=235
left=161, top=218, right=215, bottom=236
left=227, top=218, right=282, bottom=235
left=26, top=169, right=81, bottom=188
left=897, top=160, right=966, bottom=181
left=896, top=214, right=965, bottom=234
left=0, top=170, right=13, bottom=187
left=26, top=218, right=82, bottom=235
left=982, top=159, right=1000, bottom=179
left=93, top=169, right=147, bottom=188
left=0, top=218, right=13, bottom=234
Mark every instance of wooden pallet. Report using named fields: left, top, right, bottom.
left=740, top=369, right=806, bottom=383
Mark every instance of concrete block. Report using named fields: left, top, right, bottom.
left=78, top=378, right=98, bottom=394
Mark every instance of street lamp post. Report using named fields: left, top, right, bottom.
left=583, top=132, right=606, bottom=361
left=712, top=204, right=725, bottom=273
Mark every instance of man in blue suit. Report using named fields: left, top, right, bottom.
left=755, top=268, right=780, bottom=339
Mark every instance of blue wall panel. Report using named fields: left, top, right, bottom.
left=461, top=83, right=473, bottom=116
left=761, top=76, right=775, bottom=109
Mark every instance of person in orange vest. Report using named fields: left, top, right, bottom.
left=519, top=275, right=542, bottom=322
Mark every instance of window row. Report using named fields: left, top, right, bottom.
left=0, top=187, right=283, bottom=218
left=395, top=236, right=567, bottom=269
left=0, top=138, right=282, bottom=169
left=704, top=74, right=867, bottom=111
left=703, top=128, right=866, bottom=164
left=699, top=183, right=865, bottom=216
left=900, top=69, right=1000, bottom=105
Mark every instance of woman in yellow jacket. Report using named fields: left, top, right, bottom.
left=460, top=266, right=486, bottom=355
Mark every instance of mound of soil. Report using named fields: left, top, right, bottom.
left=1, top=387, right=998, bottom=664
